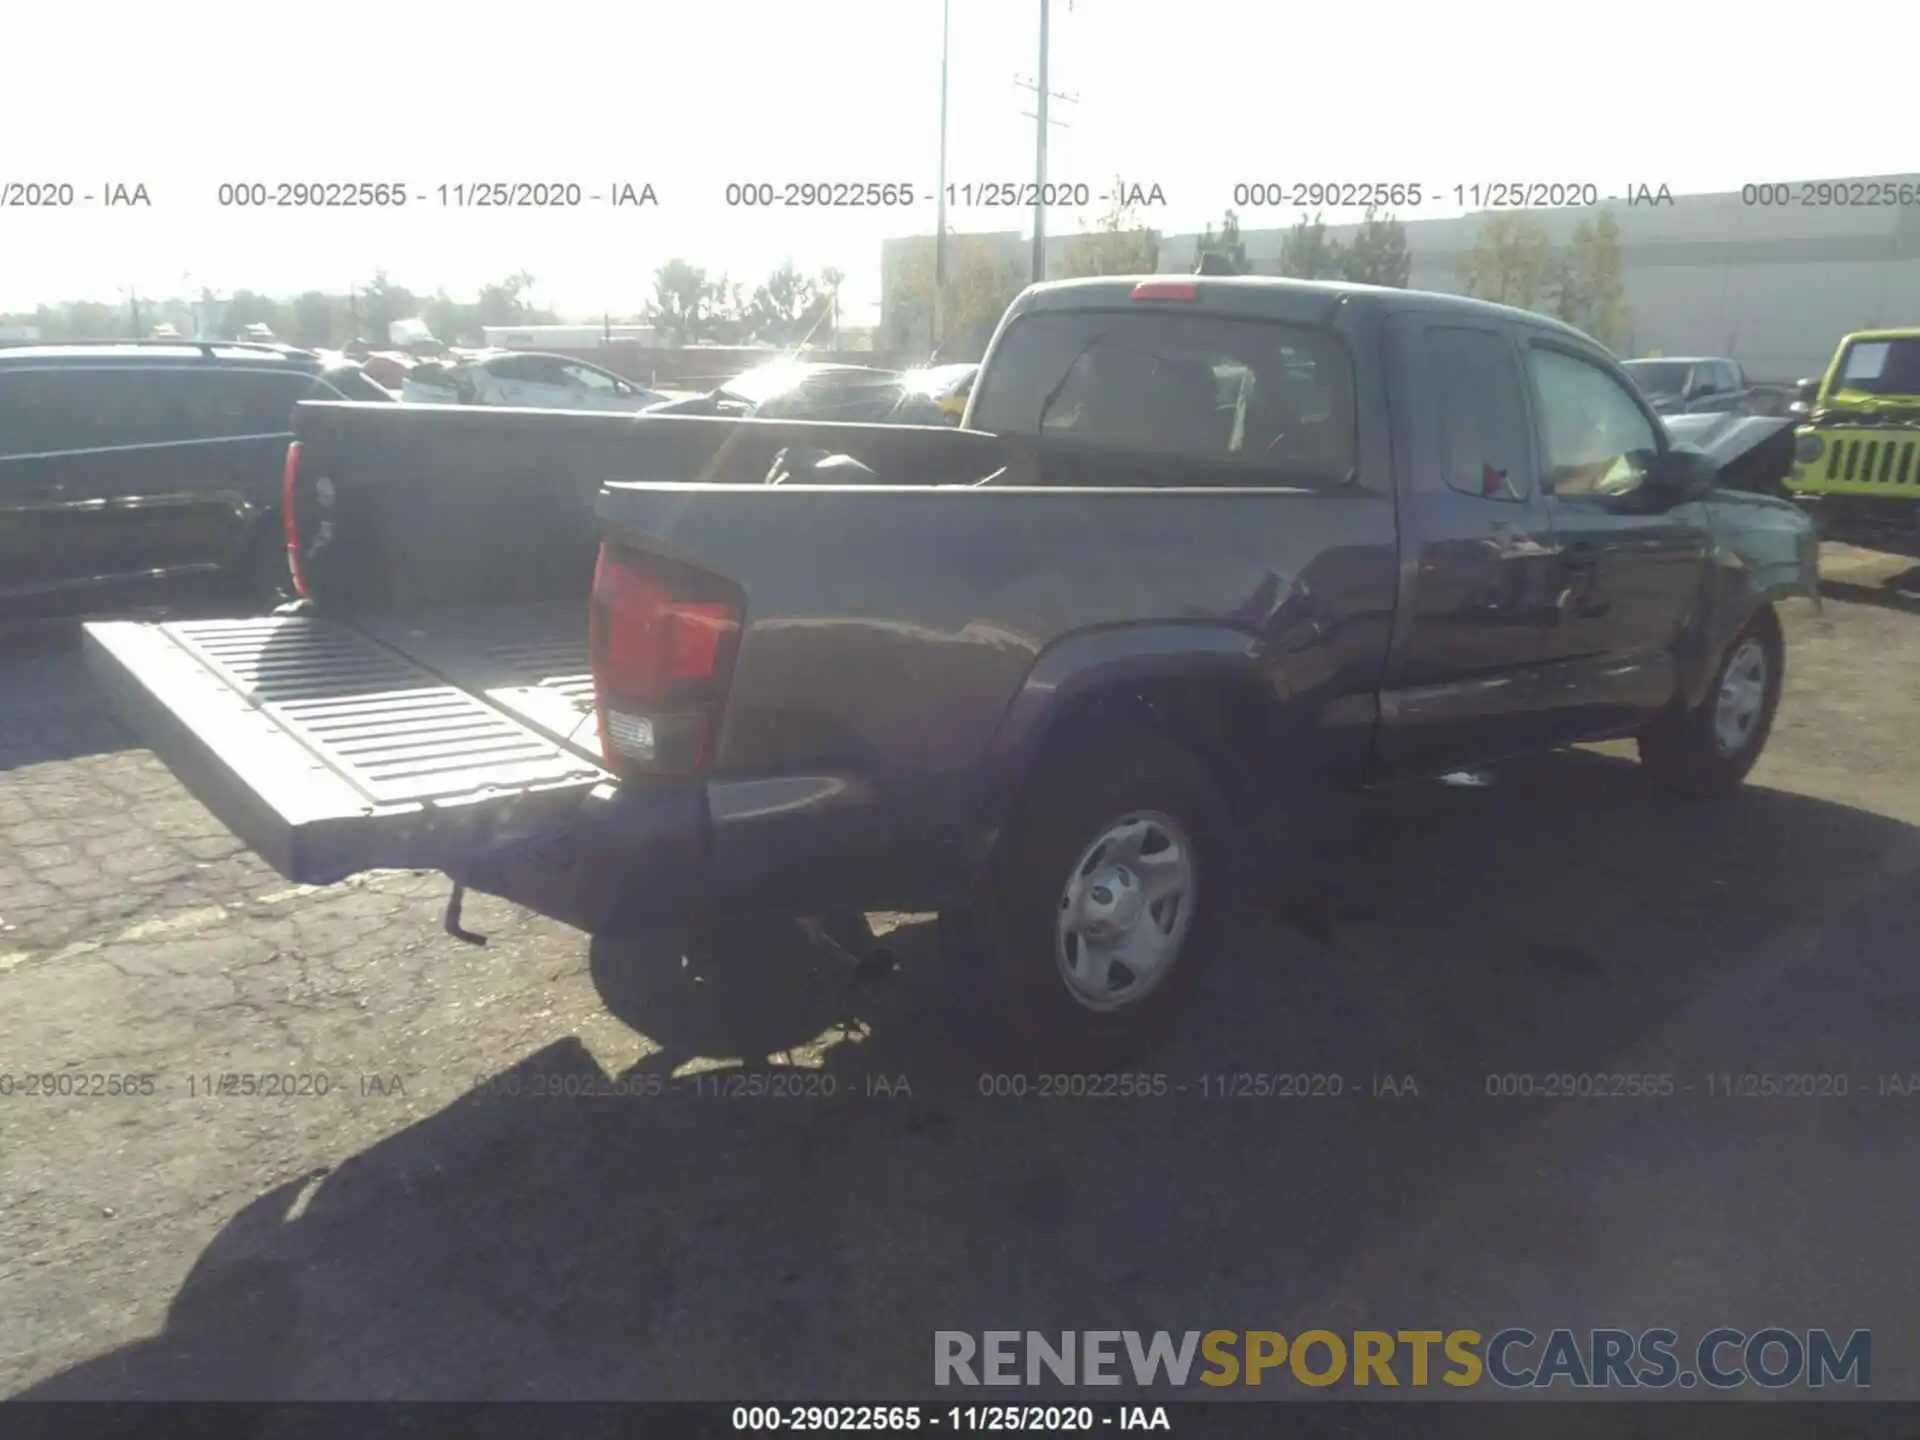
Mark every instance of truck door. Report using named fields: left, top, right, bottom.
left=1374, top=316, right=1563, bottom=775
left=1522, top=338, right=1712, bottom=740
left=48, top=367, right=300, bottom=587
left=0, top=368, right=82, bottom=609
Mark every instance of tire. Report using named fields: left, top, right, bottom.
left=1637, top=609, right=1783, bottom=799
left=982, top=720, right=1235, bottom=1066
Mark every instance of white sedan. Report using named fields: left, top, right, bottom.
left=400, top=351, right=672, bottom=411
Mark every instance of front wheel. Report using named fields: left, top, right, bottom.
left=983, top=722, right=1234, bottom=1066
left=1637, top=609, right=1783, bottom=798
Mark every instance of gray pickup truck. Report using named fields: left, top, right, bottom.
left=1623, top=356, right=1793, bottom=419
left=85, top=276, right=1820, bottom=1062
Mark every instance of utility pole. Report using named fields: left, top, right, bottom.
left=934, top=0, right=950, bottom=357
left=1033, top=0, right=1048, bottom=282
left=1016, top=9, right=1077, bottom=285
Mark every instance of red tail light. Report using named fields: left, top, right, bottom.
left=1131, top=280, right=1198, bottom=302
left=281, top=441, right=310, bottom=598
left=588, top=543, right=742, bottom=778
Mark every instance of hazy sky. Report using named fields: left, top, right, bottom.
left=4, top=0, right=1914, bottom=323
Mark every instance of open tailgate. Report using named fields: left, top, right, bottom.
left=83, top=614, right=610, bottom=885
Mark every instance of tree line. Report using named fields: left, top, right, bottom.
left=0, top=261, right=854, bottom=351
left=640, top=260, right=847, bottom=348
left=0, top=271, right=557, bottom=348
left=2, top=205, right=1629, bottom=358
left=1452, top=211, right=1631, bottom=351
left=1174, top=204, right=1630, bottom=350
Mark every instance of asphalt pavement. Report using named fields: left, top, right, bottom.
left=4, top=562, right=1920, bottom=1402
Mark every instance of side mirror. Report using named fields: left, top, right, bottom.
left=1650, top=443, right=1718, bottom=503
left=1796, top=376, right=1820, bottom=405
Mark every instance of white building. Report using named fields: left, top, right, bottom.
left=884, top=173, right=1920, bottom=382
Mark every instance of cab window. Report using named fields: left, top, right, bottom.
left=1527, top=346, right=1661, bottom=499
left=969, top=309, right=1357, bottom=487
left=1422, top=327, right=1532, bottom=501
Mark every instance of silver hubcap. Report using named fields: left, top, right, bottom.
left=1714, top=637, right=1768, bottom=757
left=1055, top=811, right=1197, bottom=1012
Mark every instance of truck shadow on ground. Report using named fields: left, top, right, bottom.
left=1820, top=562, right=1920, bottom=615
left=0, top=600, right=255, bottom=769
left=18, top=748, right=1920, bottom=1401
left=0, top=626, right=140, bottom=771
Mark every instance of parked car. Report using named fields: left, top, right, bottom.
left=85, top=276, right=1818, bottom=1062
left=0, top=340, right=391, bottom=619
left=900, top=362, right=979, bottom=424
left=1622, top=356, right=1792, bottom=418
left=315, top=358, right=397, bottom=404
left=1784, top=327, right=1920, bottom=546
left=643, top=361, right=947, bottom=424
left=399, top=351, right=672, bottom=411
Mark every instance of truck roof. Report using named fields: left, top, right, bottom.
left=1015, top=274, right=1599, bottom=344
left=1837, top=327, right=1920, bottom=343
left=0, top=340, right=324, bottom=369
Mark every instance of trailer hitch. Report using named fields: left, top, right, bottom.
left=443, top=881, right=488, bottom=946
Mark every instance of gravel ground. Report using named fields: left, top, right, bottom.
left=4, top=550, right=1920, bottom=1402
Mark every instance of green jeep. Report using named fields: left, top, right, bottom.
left=1786, top=328, right=1920, bottom=546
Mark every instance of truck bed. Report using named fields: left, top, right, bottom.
left=354, top=601, right=598, bottom=763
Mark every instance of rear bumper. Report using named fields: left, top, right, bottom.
left=452, top=771, right=917, bottom=934
left=448, top=782, right=712, bottom=935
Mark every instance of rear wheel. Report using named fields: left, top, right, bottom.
left=983, top=722, right=1234, bottom=1066
left=1638, top=609, right=1783, bottom=798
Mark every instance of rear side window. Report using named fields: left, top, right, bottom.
left=561, top=362, right=620, bottom=392
left=171, top=370, right=312, bottom=437
left=0, top=366, right=310, bottom=457
left=0, top=369, right=198, bottom=453
left=970, top=310, right=1357, bottom=487
left=0, top=371, right=91, bottom=456
left=1422, top=327, right=1532, bottom=500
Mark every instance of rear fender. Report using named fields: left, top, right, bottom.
left=971, top=624, right=1293, bottom=864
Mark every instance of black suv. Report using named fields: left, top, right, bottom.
left=0, top=341, right=390, bottom=620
